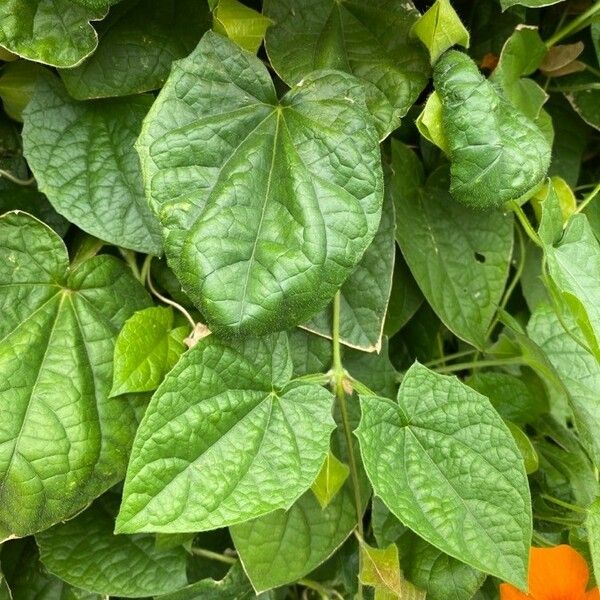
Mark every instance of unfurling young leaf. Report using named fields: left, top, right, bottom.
left=212, top=0, right=272, bottom=54
left=434, top=50, right=551, bottom=208
left=311, top=451, right=350, bottom=509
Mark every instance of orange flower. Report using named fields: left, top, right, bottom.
left=500, top=545, right=600, bottom=600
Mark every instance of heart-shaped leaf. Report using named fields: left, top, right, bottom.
left=136, top=31, right=383, bottom=336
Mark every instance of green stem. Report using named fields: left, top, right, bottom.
left=434, top=357, right=522, bottom=374
left=424, top=349, right=477, bottom=367
left=532, top=532, right=555, bottom=547
left=541, top=494, right=587, bottom=514
left=574, top=181, right=600, bottom=214
left=535, top=514, right=582, bottom=526
left=299, top=579, right=345, bottom=600
left=585, top=63, right=600, bottom=78
left=190, top=547, right=236, bottom=565
left=331, top=291, right=363, bottom=600
left=545, top=0, right=600, bottom=47
left=510, top=201, right=543, bottom=248
left=119, top=249, right=141, bottom=281
left=0, top=168, right=35, bottom=186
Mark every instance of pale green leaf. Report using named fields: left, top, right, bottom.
left=263, top=0, right=430, bottom=136
left=411, top=0, right=470, bottom=64
left=116, top=333, right=335, bottom=533
left=500, top=0, right=565, bottom=8
left=356, top=362, right=532, bottom=587
left=36, top=495, right=187, bottom=597
left=587, top=499, right=600, bottom=584
left=0, top=1, right=105, bottom=68
left=528, top=304, right=600, bottom=466
left=110, top=306, right=187, bottom=397
left=0, top=60, right=48, bottom=121
left=136, top=31, right=383, bottom=336
left=60, top=0, right=211, bottom=100
left=416, top=91, right=449, bottom=154
left=359, top=542, right=403, bottom=596
left=302, top=186, right=396, bottom=352
left=434, top=50, right=551, bottom=208
left=310, top=451, right=350, bottom=509
left=0, top=211, right=151, bottom=540
left=213, top=0, right=272, bottom=54
left=22, top=76, right=162, bottom=254
left=393, top=163, right=514, bottom=349
left=506, top=422, right=539, bottom=474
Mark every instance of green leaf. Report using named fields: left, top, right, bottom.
left=393, top=164, right=514, bottom=349
left=528, top=304, right=600, bottom=466
left=500, top=0, right=565, bottom=8
left=0, top=211, right=150, bottom=540
left=372, top=498, right=407, bottom=547
left=117, top=332, right=335, bottom=533
left=263, top=0, right=430, bottom=136
left=302, top=185, right=396, bottom=352
left=490, top=27, right=548, bottom=120
left=36, top=495, right=188, bottom=597
left=587, top=499, right=600, bottom=584
left=0, top=1, right=105, bottom=68
left=356, top=362, right=532, bottom=587
left=0, top=60, right=49, bottom=121
left=110, top=306, right=187, bottom=397
left=434, top=50, right=551, bottom=209
left=0, top=568, right=10, bottom=600
left=359, top=542, right=403, bottom=596
left=506, top=422, right=539, bottom=474
left=534, top=178, right=571, bottom=245
left=411, top=0, right=470, bottom=64
left=60, top=0, right=211, bottom=100
left=212, top=0, right=272, bottom=54
left=22, top=76, right=162, bottom=255
left=310, top=451, right=349, bottom=509
left=544, top=213, right=600, bottom=359
left=399, top=532, right=486, bottom=600
left=136, top=31, right=383, bottom=336
left=416, top=92, right=450, bottom=154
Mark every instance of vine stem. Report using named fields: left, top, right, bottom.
left=331, top=291, right=364, bottom=600
left=190, top=547, right=236, bottom=565
left=424, top=349, right=477, bottom=367
left=541, top=494, right=586, bottom=514
left=510, top=201, right=543, bottom=248
left=574, top=181, right=600, bottom=214
left=545, top=1, right=600, bottom=48
left=0, top=168, right=35, bottom=186
left=434, top=357, right=523, bottom=374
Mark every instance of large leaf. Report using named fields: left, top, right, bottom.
left=527, top=304, right=600, bottom=466
left=22, top=76, right=162, bottom=254
left=0, top=1, right=105, bottom=68
left=302, top=185, right=396, bottom=352
left=356, top=362, right=532, bottom=587
left=60, top=0, right=211, bottom=99
left=136, top=31, right=383, bottom=337
left=116, top=333, right=335, bottom=533
left=0, top=211, right=150, bottom=540
left=434, top=50, right=551, bottom=208
left=36, top=495, right=188, bottom=597
left=263, top=0, right=430, bottom=136
left=393, top=161, right=513, bottom=349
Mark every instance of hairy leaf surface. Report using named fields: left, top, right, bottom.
left=0, top=212, right=150, bottom=540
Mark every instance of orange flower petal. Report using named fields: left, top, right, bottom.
left=500, top=582, right=532, bottom=600
left=528, top=545, right=590, bottom=600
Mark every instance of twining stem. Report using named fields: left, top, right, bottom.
left=119, top=249, right=142, bottom=281
left=331, top=291, right=364, bottom=600
left=0, top=168, right=35, bottom=186
left=541, top=494, right=586, bottom=514
left=143, top=255, right=197, bottom=330
left=190, top=547, right=236, bottom=565
left=434, top=357, right=523, bottom=374
left=574, top=181, right=600, bottom=215
left=532, top=532, right=554, bottom=548
left=545, top=0, right=600, bottom=47
left=424, top=349, right=477, bottom=367
left=510, top=201, right=543, bottom=248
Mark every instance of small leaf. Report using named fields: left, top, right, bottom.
left=60, top=0, right=211, bottom=100
left=212, top=0, right=272, bottom=54
left=117, top=333, right=335, bottom=533
left=22, top=76, right=162, bottom=254
left=0, top=60, right=48, bottom=121
left=311, top=451, right=350, bottom=509
left=506, top=422, right=539, bottom=474
left=36, top=495, right=188, bottom=597
left=359, top=541, right=403, bottom=596
left=540, top=42, right=585, bottom=76
left=434, top=50, right=551, bottom=209
left=356, top=362, right=532, bottom=587
left=411, top=0, right=470, bottom=64
left=110, top=306, right=188, bottom=397
left=416, top=92, right=449, bottom=154
left=0, top=1, right=105, bottom=68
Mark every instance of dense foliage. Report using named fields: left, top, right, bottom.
left=0, top=0, right=599, bottom=598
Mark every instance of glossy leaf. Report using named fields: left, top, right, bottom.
left=212, top=0, right=272, bottom=54
left=110, top=306, right=188, bottom=397
left=310, top=451, right=349, bottom=509
left=117, top=333, right=335, bottom=533
left=22, top=76, right=162, bottom=254
left=263, top=0, right=430, bottom=136
left=302, top=187, right=396, bottom=352
left=411, top=0, right=470, bottom=64
left=0, top=1, right=105, bottom=68
left=434, top=50, right=551, bottom=208
left=0, top=211, right=150, bottom=540
left=36, top=495, right=188, bottom=597
left=356, top=362, right=532, bottom=587
left=136, top=31, right=383, bottom=336
left=60, top=0, right=211, bottom=100
left=393, top=163, right=514, bottom=349
left=416, top=92, right=449, bottom=154
left=528, top=304, right=600, bottom=466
